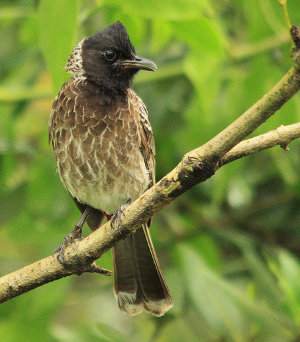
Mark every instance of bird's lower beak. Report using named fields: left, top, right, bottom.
left=120, top=56, right=157, bottom=71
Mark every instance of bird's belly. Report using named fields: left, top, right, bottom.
left=73, top=170, right=146, bottom=213
left=76, top=164, right=148, bottom=213
left=58, top=142, right=150, bottom=213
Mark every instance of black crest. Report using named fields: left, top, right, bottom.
left=66, top=21, right=156, bottom=91
left=84, top=21, right=135, bottom=57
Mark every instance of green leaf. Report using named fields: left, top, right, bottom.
left=95, top=322, right=126, bottom=342
left=105, top=0, right=213, bottom=20
left=173, top=18, right=226, bottom=55
left=177, top=244, right=293, bottom=340
left=174, top=18, right=227, bottom=144
left=38, top=0, right=79, bottom=92
left=269, top=250, right=300, bottom=324
left=156, top=317, right=204, bottom=342
left=0, top=6, right=33, bottom=20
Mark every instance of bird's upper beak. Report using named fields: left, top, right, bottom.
left=120, top=55, right=157, bottom=72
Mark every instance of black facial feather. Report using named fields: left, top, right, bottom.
left=80, top=21, right=137, bottom=90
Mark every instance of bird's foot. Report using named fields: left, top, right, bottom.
left=55, top=224, right=83, bottom=265
left=103, top=210, right=113, bottom=221
left=111, top=199, right=132, bottom=230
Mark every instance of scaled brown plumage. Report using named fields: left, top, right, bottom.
left=49, top=21, right=172, bottom=316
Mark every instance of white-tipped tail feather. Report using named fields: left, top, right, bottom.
left=116, top=292, right=173, bottom=317
left=113, top=227, right=172, bottom=317
left=117, top=292, right=144, bottom=316
left=144, top=298, right=173, bottom=317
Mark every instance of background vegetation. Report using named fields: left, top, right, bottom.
left=1, top=0, right=300, bottom=341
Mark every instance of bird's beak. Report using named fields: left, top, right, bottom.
left=120, top=55, right=157, bottom=72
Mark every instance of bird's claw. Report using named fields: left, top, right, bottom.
left=55, top=225, right=83, bottom=265
left=111, top=199, right=132, bottom=230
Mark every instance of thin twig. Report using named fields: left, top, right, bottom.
left=220, top=122, right=300, bottom=165
left=230, top=32, right=290, bottom=60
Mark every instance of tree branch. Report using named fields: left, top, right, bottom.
left=220, top=122, right=300, bottom=165
left=1, top=28, right=300, bottom=305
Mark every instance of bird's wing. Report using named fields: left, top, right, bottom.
left=114, top=91, right=172, bottom=317
left=130, top=90, right=156, bottom=186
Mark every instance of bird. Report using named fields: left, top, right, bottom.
left=49, top=21, right=172, bottom=316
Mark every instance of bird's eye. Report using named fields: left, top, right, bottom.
left=103, top=49, right=117, bottom=62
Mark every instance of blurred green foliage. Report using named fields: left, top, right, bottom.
left=1, top=0, right=300, bottom=341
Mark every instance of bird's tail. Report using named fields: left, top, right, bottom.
left=113, top=225, right=172, bottom=316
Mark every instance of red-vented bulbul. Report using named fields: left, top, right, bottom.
left=49, top=22, right=172, bottom=316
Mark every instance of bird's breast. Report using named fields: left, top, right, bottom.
left=50, top=82, right=151, bottom=213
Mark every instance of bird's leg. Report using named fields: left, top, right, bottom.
left=111, top=198, right=132, bottom=230
left=102, top=211, right=113, bottom=221
left=56, top=207, right=90, bottom=265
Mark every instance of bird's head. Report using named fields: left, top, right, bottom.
left=66, top=21, right=157, bottom=90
